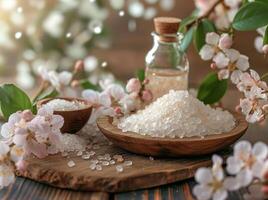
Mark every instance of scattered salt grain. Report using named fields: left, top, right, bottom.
left=82, top=154, right=90, bottom=160
left=67, top=160, right=76, bottom=168
left=149, top=156, right=154, bottom=161
left=116, top=165, right=124, bottom=173
left=96, top=165, right=102, bottom=171
left=110, top=160, right=115, bottom=165
left=45, top=99, right=87, bottom=111
left=77, top=151, right=83, bottom=156
left=124, top=161, right=133, bottom=166
left=101, top=161, right=110, bottom=166
left=89, top=163, right=96, bottom=170
left=118, top=90, right=235, bottom=138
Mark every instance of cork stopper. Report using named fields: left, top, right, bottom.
left=154, top=17, right=181, bottom=42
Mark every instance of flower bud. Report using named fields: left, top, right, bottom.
left=22, top=110, right=33, bottom=121
left=71, top=80, right=80, bottom=88
left=74, top=60, right=84, bottom=72
left=143, top=78, right=150, bottom=85
left=210, top=63, right=217, bottom=70
left=262, top=45, right=268, bottom=54
left=114, top=106, right=122, bottom=115
left=219, top=34, right=233, bottom=49
left=126, top=78, right=141, bottom=93
left=141, top=90, right=153, bottom=102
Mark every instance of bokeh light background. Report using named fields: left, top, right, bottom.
left=0, top=0, right=267, bottom=91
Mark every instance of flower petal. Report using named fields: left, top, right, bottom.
left=226, top=156, right=243, bottom=175
left=252, top=160, right=265, bottom=178
left=195, top=168, right=213, bottom=184
left=82, top=90, right=100, bottom=104
left=193, top=184, right=213, bottom=200
left=234, top=140, right=252, bottom=160
left=252, top=142, right=268, bottom=160
left=206, top=32, right=220, bottom=46
left=218, top=69, right=229, bottom=80
left=236, top=169, right=253, bottom=187
left=230, top=70, right=242, bottom=84
left=212, top=189, right=227, bottom=200
left=99, top=92, right=111, bottom=107
left=224, top=49, right=240, bottom=63
left=236, top=55, right=250, bottom=71
left=223, top=177, right=241, bottom=191
left=213, top=52, right=229, bottom=69
left=199, top=44, right=215, bottom=60
left=250, top=69, right=260, bottom=81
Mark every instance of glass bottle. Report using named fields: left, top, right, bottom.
left=145, top=17, right=189, bottom=101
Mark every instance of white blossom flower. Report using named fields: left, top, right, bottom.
left=193, top=155, right=230, bottom=200
left=199, top=32, right=220, bottom=60
left=226, top=141, right=268, bottom=186
left=82, top=90, right=114, bottom=123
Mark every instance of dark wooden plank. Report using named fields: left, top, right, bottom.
left=0, top=177, right=109, bottom=200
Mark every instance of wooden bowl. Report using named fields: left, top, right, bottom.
left=97, top=112, right=248, bottom=157
left=38, top=97, right=92, bottom=134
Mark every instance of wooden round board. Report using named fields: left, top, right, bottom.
left=16, top=132, right=233, bottom=193
left=97, top=112, right=248, bottom=157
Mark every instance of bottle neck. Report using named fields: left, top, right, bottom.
left=152, top=32, right=183, bottom=44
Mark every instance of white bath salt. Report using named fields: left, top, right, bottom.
left=118, top=90, right=236, bottom=138
left=67, top=160, right=76, bottom=168
left=45, top=99, right=87, bottom=111
left=59, top=134, right=87, bottom=152
left=123, top=161, right=133, bottom=166
left=116, top=165, right=124, bottom=173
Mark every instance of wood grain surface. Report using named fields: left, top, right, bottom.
left=97, top=112, right=248, bottom=157
left=17, top=132, right=232, bottom=193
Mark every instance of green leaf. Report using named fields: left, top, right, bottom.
left=0, top=84, right=33, bottom=119
left=179, top=14, right=197, bottom=33
left=233, top=1, right=268, bottom=31
left=80, top=80, right=100, bottom=91
left=263, top=26, right=268, bottom=45
left=33, top=87, right=59, bottom=105
left=197, top=73, right=228, bottom=105
left=194, top=19, right=216, bottom=52
left=180, top=26, right=195, bottom=52
left=136, top=69, right=145, bottom=82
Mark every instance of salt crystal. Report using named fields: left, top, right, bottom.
left=93, top=144, right=100, bottom=150
left=45, top=99, right=87, bottom=111
left=61, top=152, right=68, bottom=157
left=96, top=165, right=102, bottom=171
left=149, top=156, right=154, bottom=161
left=90, top=159, right=99, bottom=164
left=101, top=161, right=110, bottom=166
left=123, top=160, right=133, bottom=166
left=67, top=160, right=76, bottom=168
left=110, top=160, right=115, bottom=165
left=88, top=151, right=96, bottom=156
left=118, top=90, right=235, bottom=138
left=77, top=151, right=83, bottom=156
left=82, top=154, right=90, bottom=160
left=116, top=165, right=124, bottom=173
left=89, top=163, right=96, bottom=170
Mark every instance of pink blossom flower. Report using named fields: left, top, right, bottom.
left=141, top=90, right=153, bottom=102
left=82, top=90, right=114, bottom=123
left=126, top=78, right=141, bottom=93
left=239, top=98, right=264, bottom=123
left=104, top=84, right=126, bottom=101
left=219, top=33, right=233, bottom=49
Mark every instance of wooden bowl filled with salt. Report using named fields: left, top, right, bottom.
left=38, top=97, right=92, bottom=134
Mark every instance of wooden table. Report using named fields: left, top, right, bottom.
left=0, top=89, right=268, bottom=200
